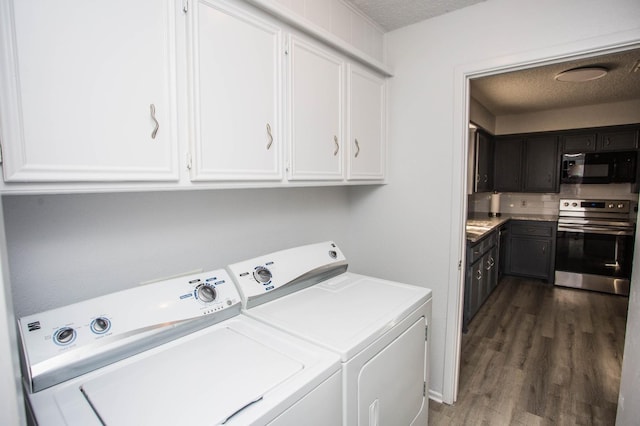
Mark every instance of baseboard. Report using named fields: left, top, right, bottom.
left=428, top=389, right=444, bottom=403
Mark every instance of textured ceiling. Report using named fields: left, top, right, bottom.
left=345, top=2, right=640, bottom=115
left=345, top=0, right=486, bottom=31
left=471, top=49, right=640, bottom=115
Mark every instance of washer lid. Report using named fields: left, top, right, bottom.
left=78, top=326, right=302, bottom=426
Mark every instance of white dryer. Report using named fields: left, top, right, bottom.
left=18, top=269, right=341, bottom=426
left=227, top=241, right=433, bottom=425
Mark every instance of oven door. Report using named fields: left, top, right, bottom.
left=555, top=223, right=635, bottom=295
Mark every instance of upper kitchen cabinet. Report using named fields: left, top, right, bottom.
left=474, top=129, right=494, bottom=193
left=493, top=137, right=523, bottom=192
left=188, top=0, right=282, bottom=181
left=0, top=0, right=179, bottom=182
left=288, top=36, right=344, bottom=181
left=523, top=135, right=559, bottom=192
left=561, top=126, right=638, bottom=153
left=494, top=135, right=559, bottom=193
left=597, top=128, right=638, bottom=151
left=347, top=64, right=386, bottom=180
left=561, top=131, right=597, bottom=153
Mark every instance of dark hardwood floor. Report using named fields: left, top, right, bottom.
left=430, top=276, right=629, bottom=425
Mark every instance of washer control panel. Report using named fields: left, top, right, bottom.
left=19, top=269, right=241, bottom=393
left=227, top=241, right=347, bottom=308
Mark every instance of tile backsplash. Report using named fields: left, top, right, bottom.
left=469, top=184, right=639, bottom=216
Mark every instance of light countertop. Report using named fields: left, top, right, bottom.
left=466, top=213, right=558, bottom=243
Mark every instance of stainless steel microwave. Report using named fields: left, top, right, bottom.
left=561, top=151, right=637, bottom=184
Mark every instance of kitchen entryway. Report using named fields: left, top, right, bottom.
left=430, top=276, right=628, bottom=424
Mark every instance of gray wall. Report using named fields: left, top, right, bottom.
left=348, top=0, right=640, bottom=401
left=3, top=187, right=351, bottom=317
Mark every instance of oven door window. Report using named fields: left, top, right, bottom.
left=555, top=231, right=634, bottom=278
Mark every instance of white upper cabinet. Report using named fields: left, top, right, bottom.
left=188, top=0, right=283, bottom=181
left=288, top=36, right=344, bottom=181
left=347, top=64, right=386, bottom=180
left=0, top=0, right=179, bottom=182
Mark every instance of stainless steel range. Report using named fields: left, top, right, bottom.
left=555, top=199, right=636, bottom=295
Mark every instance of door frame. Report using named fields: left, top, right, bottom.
left=443, top=29, right=640, bottom=404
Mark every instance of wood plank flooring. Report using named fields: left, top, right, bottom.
left=429, top=276, right=628, bottom=425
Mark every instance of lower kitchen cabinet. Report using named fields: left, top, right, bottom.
left=464, top=230, right=498, bottom=331
left=505, top=220, right=556, bottom=282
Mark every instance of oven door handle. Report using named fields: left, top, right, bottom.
left=557, top=225, right=635, bottom=236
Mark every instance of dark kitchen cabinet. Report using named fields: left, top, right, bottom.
left=562, top=131, right=597, bottom=153
left=475, top=130, right=494, bottom=193
left=493, top=137, right=523, bottom=192
left=561, top=127, right=638, bottom=153
left=505, top=220, right=556, bottom=282
left=598, top=129, right=638, bottom=151
left=464, top=230, right=498, bottom=331
left=494, top=135, right=559, bottom=193
left=524, top=135, right=559, bottom=192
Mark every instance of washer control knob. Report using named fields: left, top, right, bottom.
left=196, top=284, right=216, bottom=303
left=54, top=327, right=76, bottom=345
left=618, top=203, right=625, bottom=209
left=563, top=202, right=570, bottom=207
left=608, top=203, right=615, bottom=208
left=572, top=202, right=578, bottom=207
left=253, top=266, right=272, bottom=284
left=91, top=317, right=110, bottom=334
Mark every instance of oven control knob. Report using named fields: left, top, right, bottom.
left=54, top=327, right=76, bottom=345
left=196, top=284, right=216, bottom=303
left=563, top=202, right=570, bottom=207
left=90, top=317, right=111, bottom=334
left=253, top=266, right=272, bottom=284
left=618, top=203, right=625, bottom=209
left=608, top=203, right=615, bottom=208
left=572, top=202, right=578, bottom=207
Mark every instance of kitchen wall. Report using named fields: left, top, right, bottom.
left=2, top=188, right=352, bottom=318
left=496, top=98, right=640, bottom=135
left=347, top=0, right=640, bottom=403
left=470, top=185, right=640, bottom=216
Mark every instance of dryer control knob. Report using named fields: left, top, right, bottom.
left=253, top=266, right=272, bottom=284
left=196, top=284, right=217, bottom=303
left=54, top=327, right=76, bottom=345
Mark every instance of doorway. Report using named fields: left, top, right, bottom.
left=443, top=40, right=640, bottom=406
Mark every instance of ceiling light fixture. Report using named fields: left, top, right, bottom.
left=555, top=66, right=608, bottom=82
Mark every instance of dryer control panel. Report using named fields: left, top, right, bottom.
left=18, top=269, right=241, bottom=393
left=227, top=241, right=348, bottom=309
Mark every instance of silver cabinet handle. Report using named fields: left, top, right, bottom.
left=476, top=269, right=482, bottom=280
left=150, top=104, right=159, bottom=139
left=334, top=135, right=339, bottom=156
left=266, top=123, right=273, bottom=150
left=354, top=138, right=360, bottom=158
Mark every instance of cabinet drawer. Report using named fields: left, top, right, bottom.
left=468, top=231, right=497, bottom=263
left=597, top=129, right=638, bottom=151
left=510, top=221, right=554, bottom=237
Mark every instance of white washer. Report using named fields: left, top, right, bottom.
left=18, top=269, right=341, bottom=426
left=227, top=241, right=433, bottom=426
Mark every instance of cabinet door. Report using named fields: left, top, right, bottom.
left=507, top=236, right=551, bottom=279
left=189, top=0, right=282, bottom=181
left=562, top=132, right=596, bottom=153
left=475, top=130, right=494, bottom=192
left=288, top=36, right=344, bottom=180
left=524, top=135, right=559, bottom=192
left=0, top=0, right=178, bottom=182
left=347, top=64, right=385, bottom=180
left=597, top=129, right=638, bottom=151
left=493, top=137, right=523, bottom=192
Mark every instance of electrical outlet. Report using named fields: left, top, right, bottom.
left=521, top=200, right=527, bottom=207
